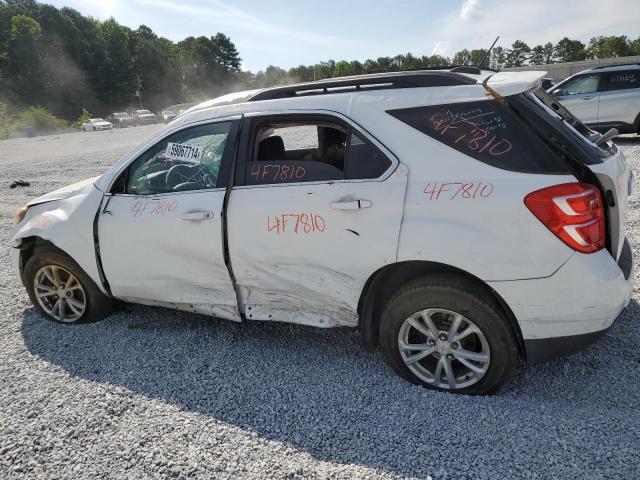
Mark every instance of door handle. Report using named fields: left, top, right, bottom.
left=581, top=96, right=594, bottom=100
left=330, top=199, right=372, bottom=210
left=181, top=211, right=214, bottom=221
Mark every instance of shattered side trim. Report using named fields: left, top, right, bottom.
left=93, top=194, right=112, bottom=296
left=222, top=117, right=245, bottom=317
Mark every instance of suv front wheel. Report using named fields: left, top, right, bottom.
left=380, top=274, right=519, bottom=395
left=24, top=247, right=113, bottom=324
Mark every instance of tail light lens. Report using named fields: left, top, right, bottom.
left=524, top=183, right=605, bottom=253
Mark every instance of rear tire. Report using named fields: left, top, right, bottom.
left=24, top=247, right=112, bottom=324
left=380, top=274, right=519, bottom=395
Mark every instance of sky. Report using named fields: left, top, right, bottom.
left=47, top=0, right=640, bottom=72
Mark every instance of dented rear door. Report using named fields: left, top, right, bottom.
left=226, top=112, right=407, bottom=327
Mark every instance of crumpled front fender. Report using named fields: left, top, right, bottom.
left=10, top=185, right=106, bottom=293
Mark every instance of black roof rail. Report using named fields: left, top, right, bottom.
left=590, top=62, right=640, bottom=70
left=247, top=70, right=477, bottom=102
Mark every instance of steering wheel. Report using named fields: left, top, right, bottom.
left=165, top=164, right=217, bottom=190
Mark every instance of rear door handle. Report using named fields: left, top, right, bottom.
left=181, top=211, right=214, bottom=221
left=581, top=96, right=594, bottom=100
left=330, top=199, right=372, bottom=210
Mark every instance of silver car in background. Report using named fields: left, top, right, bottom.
left=550, top=64, right=640, bottom=134
left=133, top=109, right=158, bottom=125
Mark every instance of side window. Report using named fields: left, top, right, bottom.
left=245, top=119, right=392, bottom=185
left=603, top=70, right=640, bottom=92
left=558, top=74, right=600, bottom=96
left=345, top=131, right=392, bottom=180
left=246, top=121, right=346, bottom=185
left=387, top=100, right=568, bottom=173
left=124, top=122, right=231, bottom=195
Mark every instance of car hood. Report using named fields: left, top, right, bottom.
left=27, top=176, right=101, bottom=207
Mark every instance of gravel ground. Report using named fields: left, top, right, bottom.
left=0, top=127, right=639, bottom=480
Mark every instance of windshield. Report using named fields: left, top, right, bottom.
left=92, top=118, right=106, bottom=122
left=137, top=110, right=151, bottom=115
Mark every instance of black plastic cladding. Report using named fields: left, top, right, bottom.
left=247, top=71, right=476, bottom=101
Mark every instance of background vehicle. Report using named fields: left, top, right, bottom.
left=10, top=70, right=633, bottom=395
left=81, top=118, right=113, bottom=131
left=108, top=112, right=136, bottom=128
left=549, top=64, right=640, bottom=134
left=160, top=110, right=177, bottom=123
left=133, top=109, right=158, bottom=125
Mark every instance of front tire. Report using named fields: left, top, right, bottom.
left=24, top=248, right=112, bottom=324
left=380, top=274, right=519, bottom=395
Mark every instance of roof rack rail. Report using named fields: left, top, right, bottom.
left=590, top=62, right=640, bottom=70
left=247, top=70, right=476, bottom=102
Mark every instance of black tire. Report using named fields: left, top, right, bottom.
left=380, top=274, right=519, bottom=395
left=24, top=247, right=113, bottom=324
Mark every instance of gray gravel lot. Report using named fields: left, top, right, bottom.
left=1, top=127, right=639, bottom=480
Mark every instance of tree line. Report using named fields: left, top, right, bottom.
left=2, top=0, right=640, bottom=124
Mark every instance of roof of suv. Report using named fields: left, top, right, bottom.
left=183, top=69, right=492, bottom=115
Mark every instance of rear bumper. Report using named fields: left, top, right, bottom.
left=523, top=307, right=627, bottom=364
left=489, top=241, right=634, bottom=364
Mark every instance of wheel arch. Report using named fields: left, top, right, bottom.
left=17, top=237, right=69, bottom=284
left=357, top=260, right=525, bottom=357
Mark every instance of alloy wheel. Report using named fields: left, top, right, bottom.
left=398, top=308, right=490, bottom=390
left=33, top=265, right=87, bottom=323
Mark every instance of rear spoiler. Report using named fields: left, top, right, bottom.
left=484, top=71, right=547, bottom=97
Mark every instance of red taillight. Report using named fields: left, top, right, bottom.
left=524, top=183, right=605, bottom=253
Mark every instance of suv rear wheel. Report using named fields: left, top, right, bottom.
left=24, top=247, right=112, bottom=324
left=380, top=274, right=519, bottom=395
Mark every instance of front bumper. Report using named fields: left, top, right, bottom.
left=10, top=246, right=23, bottom=286
left=490, top=239, right=634, bottom=364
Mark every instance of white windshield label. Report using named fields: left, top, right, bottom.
left=165, top=142, right=202, bottom=163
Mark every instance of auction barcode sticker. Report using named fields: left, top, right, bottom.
left=165, top=142, right=202, bottom=163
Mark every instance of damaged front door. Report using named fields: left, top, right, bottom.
left=98, top=119, right=241, bottom=320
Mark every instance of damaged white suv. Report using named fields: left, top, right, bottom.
left=10, top=69, right=634, bottom=394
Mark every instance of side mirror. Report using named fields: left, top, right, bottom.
left=551, top=89, right=561, bottom=98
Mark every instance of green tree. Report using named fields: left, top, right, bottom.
left=333, top=60, right=351, bottom=77
left=489, top=46, right=507, bottom=70
left=505, top=40, right=531, bottom=67
left=630, top=36, right=640, bottom=56
left=554, top=37, right=586, bottom=62
left=77, top=108, right=91, bottom=125
left=541, top=42, right=555, bottom=64
left=529, top=45, right=545, bottom=65
left=6, top=14, right=43, bottom=104
left=600, top=35, right=630, bottom=58
left=452, top=49, right=471, bottom=65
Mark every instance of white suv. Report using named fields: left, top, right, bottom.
left=10, top=69, right=634, bottom=395
left=550, top=64, right=640, bottom=134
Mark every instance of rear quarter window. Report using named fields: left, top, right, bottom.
left=602, top=70, right=640, bottom=91
left=387, top=100, right=570, bottom=173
